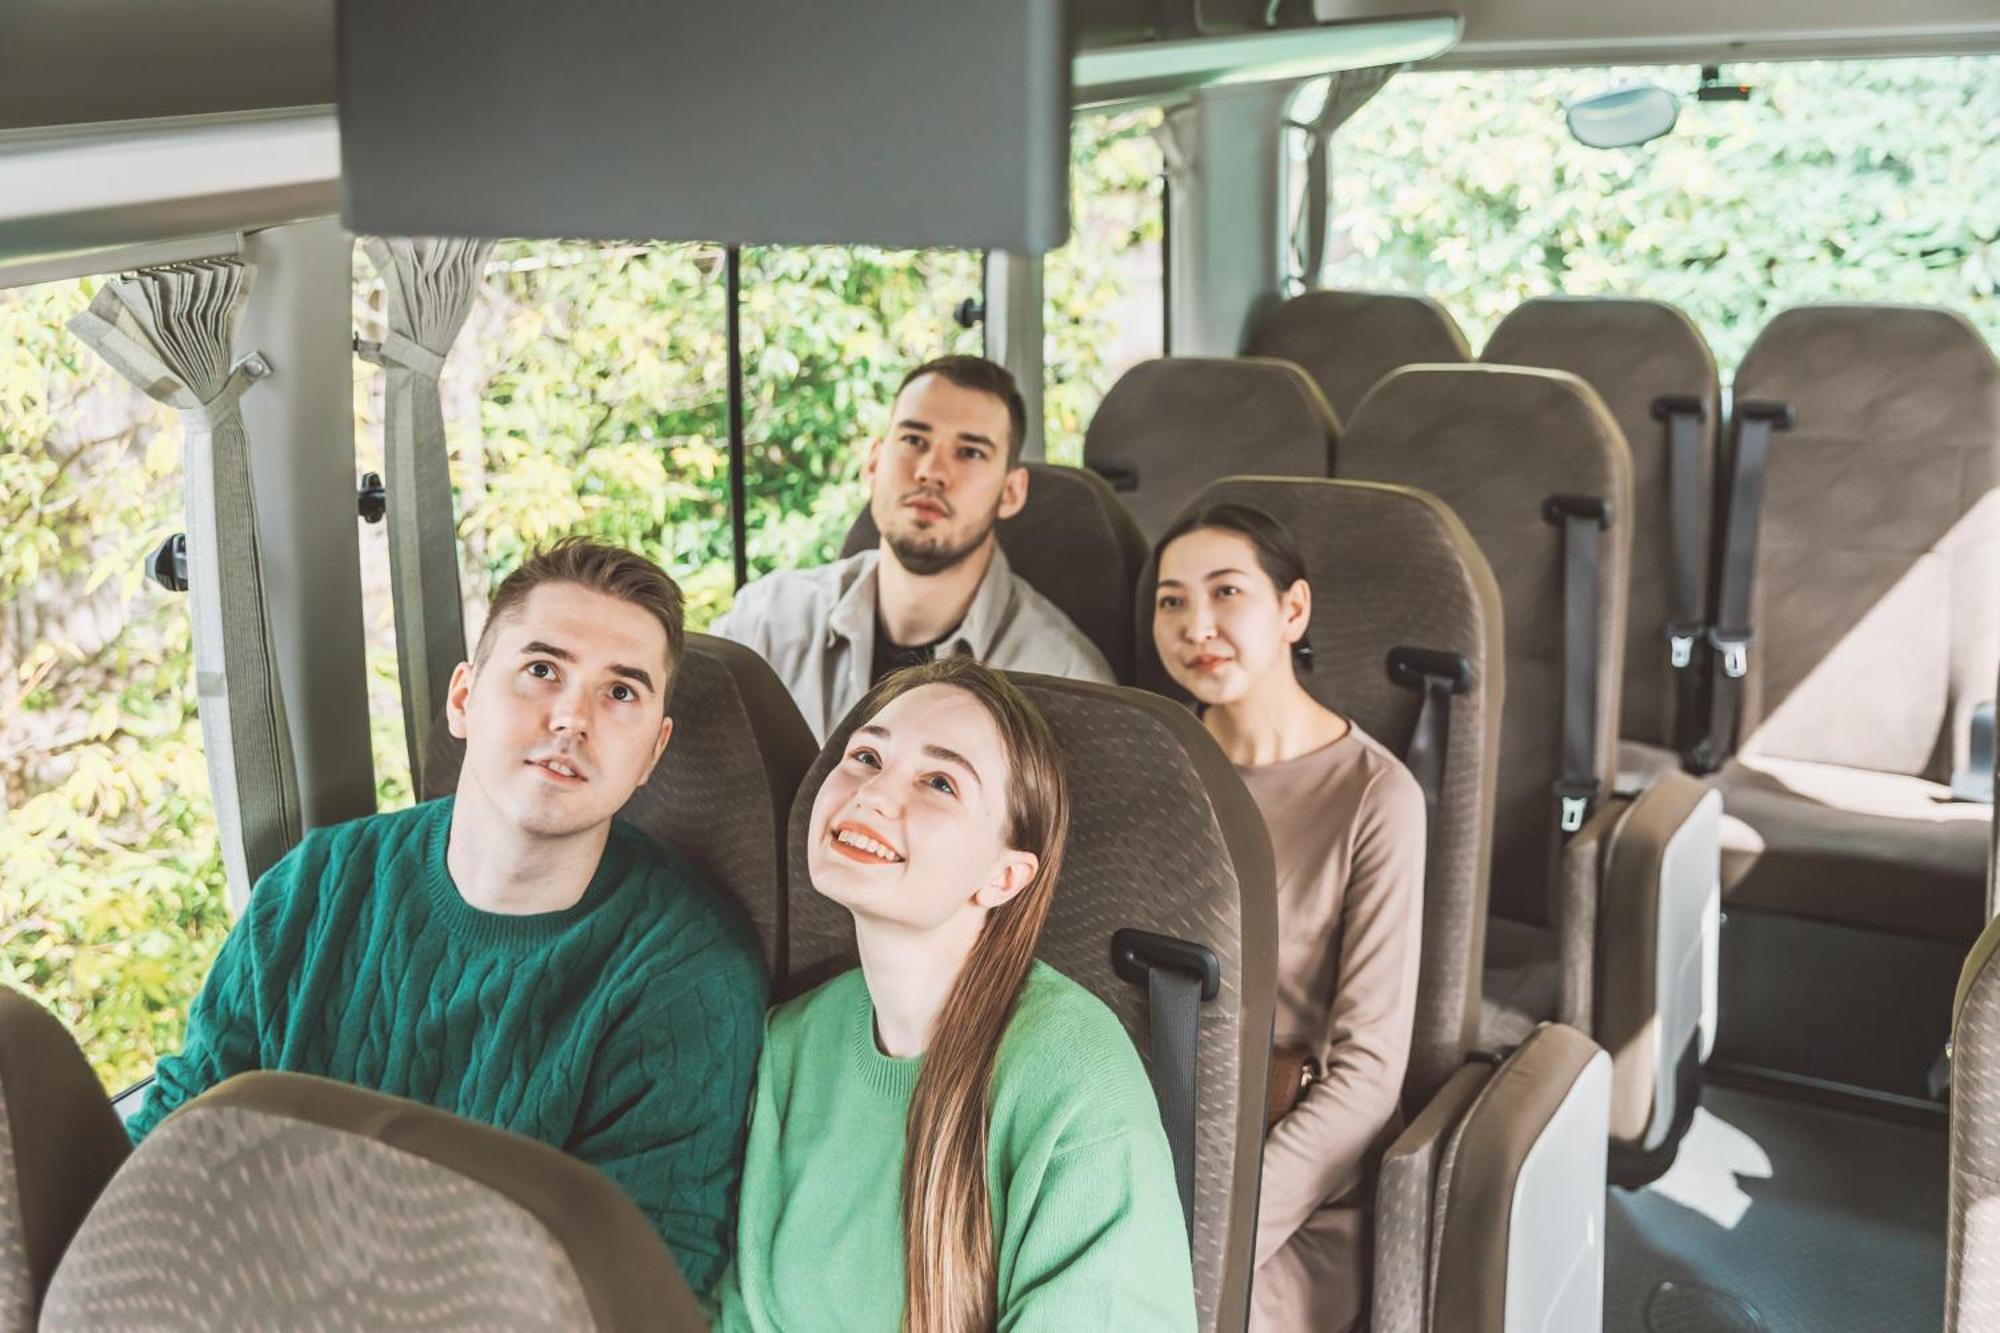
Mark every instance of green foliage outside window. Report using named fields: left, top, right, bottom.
left=1324, top=57, right=2000, bottom=368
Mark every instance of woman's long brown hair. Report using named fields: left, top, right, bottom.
left=846, top=656, right=1069, bottom=1333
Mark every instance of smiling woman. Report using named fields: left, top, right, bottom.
left=715, top=656, right=1197, bottom=1333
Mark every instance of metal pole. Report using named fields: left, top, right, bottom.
left=726, top=245, right=749, bottom=590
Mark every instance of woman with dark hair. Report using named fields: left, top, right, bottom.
left=1152, top=503, right=1425, bottom=1332
left=714, top=656, right=1195, bottom=1333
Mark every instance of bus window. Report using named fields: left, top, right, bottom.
left=1045, top=107, right=1166, bottom=464
left=0, top=276, right=231, bottom=1093
left=1319, top=55, right=2000, bottom=369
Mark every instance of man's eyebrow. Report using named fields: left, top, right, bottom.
left=921, top=744, right=982, bottom=789
left=953, top=431, right=996, bottom=452
left=895, top=418, right=933, bottom=436
left=521, top=641, right=655, bottom=694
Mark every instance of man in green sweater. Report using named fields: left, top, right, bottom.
left=127, top=538, right=765, bottom=1297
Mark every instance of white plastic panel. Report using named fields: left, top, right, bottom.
left=1650, top=788, right=1723, bottom=1149
left=1506, top=1049, right=1610, bottom=1333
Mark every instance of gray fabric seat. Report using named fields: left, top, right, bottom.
left=841, top=461, right=1149, bottom=682
left=0, top=987, right=129, bottom=1329
left=425, top=631, right=816, bottom=978
left=1719, top=305, right=2000, bottom=943
left=1081, top=356, right=1337, bottom=540
left=42, top=1072, right=705, bottom=1330
left=1336, top=365, right=1721, bottom=1164
left=785, top=674, right=1277, bottom=1333
left=1483, top=297, right=1722, bottom=764
left=1949, top=913, right=2000, bottom=1330
left=1246, top=289, right=1472, bottom=425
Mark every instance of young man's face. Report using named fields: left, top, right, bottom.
left=865, top=373, right=1028, bottom=576
left=446, top=582, right=674, bottom=842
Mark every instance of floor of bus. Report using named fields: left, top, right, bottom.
left=1605, top=1082, right=1947, bottom=1332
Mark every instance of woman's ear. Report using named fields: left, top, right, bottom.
left=972, top=849, right=1040, bottom=910
left=1282, top=577, right=1313, bottom=646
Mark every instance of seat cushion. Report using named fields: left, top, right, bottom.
left=1718, top=755, right=1990, bottom=943
left=1480, top=918, right=1560, bottom=1050
left=1617, top=739, right=1684, bottom=795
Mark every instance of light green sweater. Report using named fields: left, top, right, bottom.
left=714, top=961, right=1197, bottom=1332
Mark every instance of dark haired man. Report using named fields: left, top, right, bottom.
left=715, top=355, right=1111, bottom=739
left=127, top=539, right=764, bottom=1296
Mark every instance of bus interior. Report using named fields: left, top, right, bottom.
left=4, top=1, right=1999, bottom=1330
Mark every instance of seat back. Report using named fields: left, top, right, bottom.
left=1246, top=289, right=1472, bottom=424
left=0, top=987, right=129, bottom=1328
left=1953, top=912, right=2000, bottom=1330
left=425, top=631, right=816, bottom=979
left=1136, top=477, right=1504, bottom=1106
left=1484, top=298, right=1720, bottom=751
left=1731, top=305, right=2000, bottom=781
left=786, top=675, right=1277, bottom=1332
left=1429, top=1024, right=1610, bottom=1333
left=42, top=1072, right=704, bottom=1330
left=842, top=461, right=1149, bottom=682
left=1336, top=366, right=1633, bottom=929
left=1081, top=356, right=1338, bottom=540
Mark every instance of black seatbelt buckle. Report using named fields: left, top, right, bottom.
left=1709, top=627, right=1752, bottom=680
left=1650, top=394, right=1708, bottom=423
left=1734, top=400, right=1798, bottom=430
left=1555, top=778, right=1602, bottom=834
left=1542, top=494, right=1612, bottom=529
left=1666, top=621, right=1705, bottom=672
left=1386, top=646, right=1475, bottom=696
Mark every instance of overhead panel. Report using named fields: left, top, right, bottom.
left=338, top=0, right=1070, bottom=253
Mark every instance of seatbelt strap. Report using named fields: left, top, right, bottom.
left=1388, top=646, right=1477, bottom=849
left=1951, top=701, right=1995, bottom=804
left=1113, top=928, right=1220, bottom=1241
left=1703, top=401, right=1796, bottom=767
left=1544, top=496, right=1611, bottom=836
left=1652, top=395, right=1709, bottom=752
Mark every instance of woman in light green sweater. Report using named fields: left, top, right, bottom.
left=714, top=657, right=1197, bottom=1333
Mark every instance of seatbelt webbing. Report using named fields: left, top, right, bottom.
left=1653, top=395, right=1709, bottom=751
left=1545, top=496, right=1610, bottom=837
left=1112, top=928, right=1219, bottom=1244
left=1388, top=646, right=1477, bottom=855
left=1704, top=401, right=1795, bottom=765
left=1148, top=964, right=1203, bottom=1234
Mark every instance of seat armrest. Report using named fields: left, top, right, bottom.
left=1373, top=1064, right=1494, bottom=1333
left=1553, top=798, right=1627, bottom=1035
left=1599, top=771, right=1722, bottom=1151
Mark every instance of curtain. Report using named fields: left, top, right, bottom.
left=356, top=237, right=493, bottom=791
left=69, top=260, right=302, bottom=909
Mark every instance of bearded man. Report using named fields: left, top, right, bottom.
left=714, top=355, right=1111, bottom=740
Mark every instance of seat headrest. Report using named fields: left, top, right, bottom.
left=785, top=673, right=1276, bottom=1330
left=842, top=462, right=1149, bottom=681
left=424, top=631, right=815, bottom=978
left=0, top=987, right=130, bottom=1326
left=1247, top=289, right=1471, bottom=422
left=1083, top=356, right=1337, bottom=539
left=41, top=1073, right=704, bottom=1331
left=1339, top=365, right=1633, bottom=926
left=1137, top=477, right=1504, bottom=1102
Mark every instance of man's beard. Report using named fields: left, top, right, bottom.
left=885, top=504, right=999, bottom=577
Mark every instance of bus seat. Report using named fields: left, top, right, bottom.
left=1428, top=1025, right=1611, bottom=1333
left=1716, top=304, right=1999, bottom=944
left=1246, top=290, right=1472, bottom=424
left=1136, top=476, right=1504, bottom=1109
left=842, top=461, right=1149, bottom=682
left=423, top=631, right=817, bottom=979
left=1483, top=297, right=1722, bottom=766
left=1336, top=365, right=1719, bottom=1171
left=785, top=675, right=1277, bottom=1333
left=1082, top=356, right=1337, bottom=540
left=1948, top=912, right=2000, bottom=1331
left=40, top=1072, right=706, bottom=1330
left=0, top=986, right=129, bottom=1327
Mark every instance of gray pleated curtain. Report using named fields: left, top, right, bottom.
left=357, top=237, right=493, bottom=793
left=68, top=261, right=303, bottom=909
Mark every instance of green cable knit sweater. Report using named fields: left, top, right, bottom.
left=127, top=797, right=765, bottom=1295
left=713, top=961, right=1197, bottom=1332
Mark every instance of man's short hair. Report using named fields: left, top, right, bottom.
left=897, top=355, right=1029, bottom=467
left=473, top=538, right=686, bottom=702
